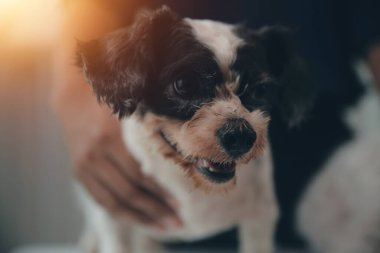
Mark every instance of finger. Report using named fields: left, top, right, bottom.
left=91, top=156, right=135, bottom=201
left=106, top=139, right=144, bottom=180
left=137, top=185, right=183, bottom=228
left=105, top=142, right=180, bottom=211
left=79, top=170, right=121, bottom=214
left=125, top=188, right=181, bottom=228
left=103, top=140, right=182, bottom=227
left=81, top=168, right=156, bottom=227
left=92, top=156, right=178, bottom=225
left=112, top=203, right=158, bottom=228
left=140, top=176, right=180, bottom=211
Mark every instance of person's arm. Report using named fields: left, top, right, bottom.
left=52, top=0, right=181, bottom=229
left=367, top=44, right=380, bottom=91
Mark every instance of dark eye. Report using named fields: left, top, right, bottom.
left=173, top=77, right=198, bottom=98
left=204, top=71, right=220, bottom=86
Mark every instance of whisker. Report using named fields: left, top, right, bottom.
left=191, top=104, right=201, bottom=109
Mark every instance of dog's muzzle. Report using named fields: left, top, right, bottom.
left=195, top=159, right=236, bottom=184
left=217, top=118, right=257, bottom=159
left=159, top=117, right=257, bottom=184
left=196, top=118, right=256, bottom=184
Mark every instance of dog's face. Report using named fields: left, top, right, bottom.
left=77, top=6, right=311, bottom=191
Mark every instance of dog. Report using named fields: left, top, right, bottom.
left=76, top=6, right=311, bottom=253
left=297, top=62, right=380, bottom=253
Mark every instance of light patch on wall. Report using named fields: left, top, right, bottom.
left=0, top=0, right=62, bottom=49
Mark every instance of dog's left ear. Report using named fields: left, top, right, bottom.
left=258, top=26, right=314, bottom=127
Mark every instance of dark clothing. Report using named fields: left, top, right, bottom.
left=109, top=0, right=380, bottom=249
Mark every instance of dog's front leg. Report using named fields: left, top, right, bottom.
left=239, top=159, right=278, bottom=253
left=131, top=229, right=167, bottom=253
left=77, top=185, right=132, bottom=253
left=239, top=209, right=277, bottom=253
left=87, top=209, right=132, bottom=253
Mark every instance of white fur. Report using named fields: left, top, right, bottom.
left=78, top=19, right=277, bottom=253
left=77, top=116, right=278, bottom=253
left=185, top=19, right=244, bottom=73
left=297, top=64, right=380, bottom=253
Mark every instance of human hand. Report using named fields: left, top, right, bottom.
left=76, top=107, right=181, bottom=230
left=54, top=85, right=182, bottom=230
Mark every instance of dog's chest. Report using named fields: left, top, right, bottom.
left=123, top=119, right=261, bottom=241
left=150, top=165, right=257, bottom=241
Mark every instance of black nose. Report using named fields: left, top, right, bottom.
left=217, top=118, right=257, bottom=159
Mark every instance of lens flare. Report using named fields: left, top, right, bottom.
left=0, top=0, right=61, bottom=48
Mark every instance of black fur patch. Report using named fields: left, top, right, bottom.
left=142, top=21, right=223, bottom=120
left=77, top=6, right=222, bottom=120
left=231, top=44, right=278, bottom=113
left=233, top=26, right=314, bottom=127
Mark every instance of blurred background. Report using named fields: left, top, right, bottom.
left=0, top=0, right=379, bottom=253
left=0, top=1, right=82, bottom=252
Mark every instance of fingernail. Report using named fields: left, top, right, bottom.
left=153, top=223, right=166, bottom=231
left=173, top=218, right=183, bottom=228
left=119, top=216, right=130, bottom=225
left=166, top=197, right=180, bottom=209
left=162, top=217, right=182, bottom=229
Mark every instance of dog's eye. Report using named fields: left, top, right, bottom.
left=204, top=71, right=221, bottom=86
left=173, top=78, right=198, bottom=98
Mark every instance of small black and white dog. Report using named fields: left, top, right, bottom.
left=76, top=6, right=312, bottom=253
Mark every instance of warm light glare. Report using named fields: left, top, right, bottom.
left=0, top=0, right=19, bottom=8
left=0, top=0, right=35, bottom=20
left=0, top=0, right=62, bottom=48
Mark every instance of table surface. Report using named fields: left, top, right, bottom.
left=10, top=245, right=306, bottom=253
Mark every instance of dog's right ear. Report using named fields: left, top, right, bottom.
left=76, top=6, right=178, bottom=118
left=258, top=26, right=314, bottom=127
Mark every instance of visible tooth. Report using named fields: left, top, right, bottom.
left=201, top=159, right=209, bottom=167
left=208, top=167, right=218, bottom=172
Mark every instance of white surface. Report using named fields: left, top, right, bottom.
left=11, top=245, right=78, bottom=253
left=10, top=245, right=304, bottom=253
left=10, top=245, right=233, bottom=253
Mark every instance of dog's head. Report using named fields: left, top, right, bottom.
left=77, top=6, right=312, bottom=191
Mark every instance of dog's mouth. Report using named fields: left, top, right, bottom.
left=160, top=130, right=236, bottom=184
left=195, top=159, right=236, bottom=184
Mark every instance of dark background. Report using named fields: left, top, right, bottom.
left=1, top=0, right=379, bottom=252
